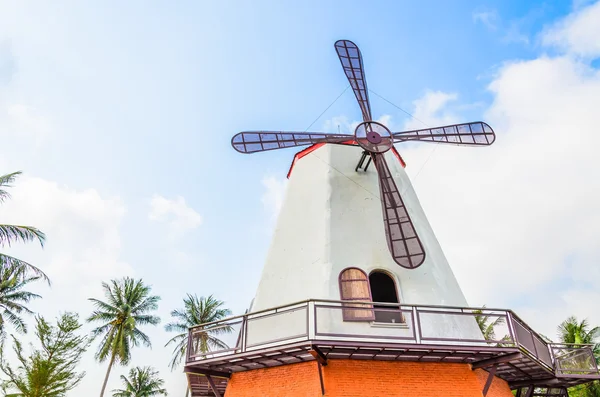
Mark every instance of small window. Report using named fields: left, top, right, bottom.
left=339, top=268, right=375, bottom=321
left=369, top=271, right=404, bottom=323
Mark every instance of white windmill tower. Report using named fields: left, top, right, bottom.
left=231, top=40, right=494, bottom=342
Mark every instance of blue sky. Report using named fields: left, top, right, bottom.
left=1, top=0, right=600, bottom=394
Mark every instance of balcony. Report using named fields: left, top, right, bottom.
left=184, top=300, right=600, bottom=396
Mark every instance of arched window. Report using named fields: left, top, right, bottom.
left=369, top=271, right=404, bottom=323
left=339, top=268, right=375, bottom=321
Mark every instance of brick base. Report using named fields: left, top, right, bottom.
left=224, top=360, right=514, bottom=397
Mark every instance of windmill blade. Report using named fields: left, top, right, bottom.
left=231, top=131, right=356, bottom=154
left=334, top=40, right=372, bottom=122
left=393, top=122, right=495, bottom=146
left=372, top=153, right=425, bottom=269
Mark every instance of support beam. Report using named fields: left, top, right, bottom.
left=524, top=386, right=534, bottom=397
left=472, top=352, right=522, bottom=369
left=309, top=346, right=328, bottom=366
left=183, top=366, right=231, bottom=379
left=318, top=362, right=326, bottom=395
left=206, top=375, right=222, bottom=397
left=511, top=378, right=558, bottom=388
left=482, top=364, right=498, bottom=396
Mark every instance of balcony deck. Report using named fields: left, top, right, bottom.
left=184, top=300, right=600, bottom=396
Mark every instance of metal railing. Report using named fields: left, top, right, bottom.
left=550, top=343, right=600, bottom=377
left=185, top=299, right=598, bottom=378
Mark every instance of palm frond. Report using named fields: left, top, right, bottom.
left=0, top=254, right=50, bottom=285
left=133, top=328, right=152, bottom=348
left=1, top=309, right=27, bottom=334
left=164, top=320, right=188, bottom=333
left=0, top=260, right=45, bottom=334
left=133, top=314, right=161, bottom=326
left=0, top=172, right=22, bottom=203
left=0, top=224, right=46, bottom=248
left=87, top=298, right=119, bottom=314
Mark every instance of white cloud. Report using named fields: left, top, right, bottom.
left=473, top=9, right=499, bottom=30
left=148, top=194, right=202, bottom=238
left=398, top=49, right=600, bottom=337
left=403, top=90, right=459, bottom=130
left=472, top=7, right=532, bottom=45
left=0, top=175, right=131, bottom=292
left=322, top=115, right=358, bottom=134
left=541, top=0, right=600, bottom=58
left=261, top=176, right=287, bottom=224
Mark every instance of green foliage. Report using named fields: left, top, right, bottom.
left=558, top=316, right=600, bottom=348
left=87, top=277, right=161, bottom=396
left=0, top=261, right=43, bottom=335
left=0, top=312, right=89, bottom=397
left=0, top=171, right=49, bottom=285
left=111, top=366, right=167, bottom=397
left=87, top=277, right=161, bottom=364
left=557, top=316, right=600, bottom=397
left=473, top=305, right=506, bottom=341
left=164, top=294, right=232, bottom=371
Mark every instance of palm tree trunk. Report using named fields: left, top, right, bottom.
left=100, top=350, right=117, bottom=397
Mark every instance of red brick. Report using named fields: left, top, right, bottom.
left=225, top=359, right=514, bottom=396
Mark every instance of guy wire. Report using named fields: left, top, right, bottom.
left=303, top=85, right=350, bottom=132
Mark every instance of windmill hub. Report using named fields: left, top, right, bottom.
left=354, top=120, right=393, bottom=153
left=366, top=132, right=382, bottom=144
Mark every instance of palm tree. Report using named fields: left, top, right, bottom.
left=557, top=316, right=600, bottom=397
left=0, top=171, right=49, bottom=284
left=87, top=277, right=161, bottom=397
left=0, top=261, right=43, bottom=334
left=558, top=316, right=600, bottom=348
left=165, top=294, right=232, bottom=370
left=111, top=366, right=167, bottom=397
left=165, top=294, right=232, bottom=397
left=473, top=305, right=506, bottom=341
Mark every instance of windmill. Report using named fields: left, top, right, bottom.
left=185, top=41, right=600, bottom=397
left=231, top=39, right=496, bottom=269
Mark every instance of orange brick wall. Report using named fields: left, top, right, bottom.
left=225, top=361, right=322, bottom=397
left=225, top=359, right=515, bottom=397
left=474, top=368, right=514, bottom=397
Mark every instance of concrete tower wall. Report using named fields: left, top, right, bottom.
left=248, top=144, right=482, bottom=342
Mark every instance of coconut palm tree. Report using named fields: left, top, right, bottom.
left=165, top=294, right=232, bottom=397
left=556, top=316, right=600, bottom=397
left=0, top=261, right=43, bottom=334
left=111, top=366, right=167, bottom=397
left=87, top=277, right=161, bottom=397
left=558, top=316, right=600, bottom=349
left=165, top=294, right=232, bottom=370
left=0, top=171, right=49, bottom=284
